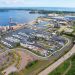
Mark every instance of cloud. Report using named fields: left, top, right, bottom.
left=0, top=0, right=41, bottom=7
left=0, top=0, right=25, bottom=5
left=0, top=0, right=75, bottom=7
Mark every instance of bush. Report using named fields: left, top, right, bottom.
left=9, top=72, right=18, bottom=75
left=70, top=54, right=75, bottom=61
left=26, top=60, right=38, bottom=68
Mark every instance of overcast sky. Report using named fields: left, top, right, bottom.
left=0, top=0, right=75, bottom=7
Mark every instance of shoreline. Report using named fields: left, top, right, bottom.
left=0, top=20, right=37, bottom=32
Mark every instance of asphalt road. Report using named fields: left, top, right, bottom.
left=38, top=45, right=75, bottom=75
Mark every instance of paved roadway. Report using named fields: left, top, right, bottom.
left=38, top=45, right=75, bottom=75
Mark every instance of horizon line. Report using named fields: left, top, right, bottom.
left=0, top=7, right=75, bottom=8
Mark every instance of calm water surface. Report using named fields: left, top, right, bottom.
left=0, top=10, right=43, bottom=26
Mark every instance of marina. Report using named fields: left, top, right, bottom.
left=0, top=7, right=74, bottom=75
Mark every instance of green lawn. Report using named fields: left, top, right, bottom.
left=49, top=54, right=75, bottom=75
left=72, top=25, right=75, bottom=31
left=48, top=60, right=70, bottom=75
left=66, top=55, right=75, bottom=75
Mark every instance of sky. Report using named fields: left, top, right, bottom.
left=0, top=0, right=75, bottom=8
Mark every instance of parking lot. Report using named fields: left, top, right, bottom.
left=0, top=25, right=68, bottom=57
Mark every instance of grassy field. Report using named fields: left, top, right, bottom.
left=49, top=54, right=75, bottom=75
left=66, top=54, right=75, bottom=75
left=48, top=60, right=70, bottom=75
left=72, top=25, right=75, bottom=31
left=9, top=59, right=56, bottom=75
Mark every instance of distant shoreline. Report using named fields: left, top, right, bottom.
left=0, top=7, right=75, bottom=13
